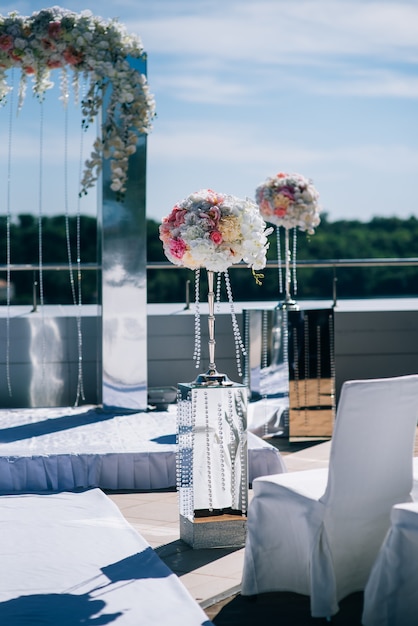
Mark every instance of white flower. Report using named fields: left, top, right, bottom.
left=0, top=6, right=156, bottom=199
left=255, top=172, right=321, bottom=233
left=159, top=188, right=271, bottom=274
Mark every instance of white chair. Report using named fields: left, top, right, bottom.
left=241, top=375, right=418, bottom=619
left=362, top=501, right=418, bottom=626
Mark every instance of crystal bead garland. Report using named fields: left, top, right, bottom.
left=204, top=389, right=213, bottom=511
left=262, top=309, right=269, bottom=436
left=5, top=69, right=15, bottom=397
left=262, top=309, right=269, bottom=373
left=217, top=399, right=226, bottom=492
left=227, top=389, right=237, bottom=509
left=216, top=272, right=222, bottom=312
left=224, top=270, right=246, bottom=378
left=304, top=313, right=309, bottom=426
left=316, top=324, right=322, bottom=407
left=176, top=388, right=195, bottom=520
left=243, top=310, right=250, bottom=389
left=235, top=390, right=247, bottom=515
left=293, top=330, right=300, bottom=423
left=292, top=227, right=298, bottom=296
left=63, top=70, right=85, bottom=406
left=17, top=71, right=27, bottom=112
left=192, top=268, right=201, bottom=370
left=329, top=313, right=336, bottom=416
left=276, top=226, right=283, bottom=295
left=37, top=99, right=47, bottom=385
left=282, top=307, right=290, bottom=432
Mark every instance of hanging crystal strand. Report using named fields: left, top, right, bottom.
left=59, top=66, right=69, bottom=107
left=37, top=100, right=46, bottom=387
left=316, top=324, right=322, bottom=408
left=329, top=313, right=336, bottom=417
left=72, top=69, right=81, bottom=106
left=5, top=69, right=15, bottom=397
left=282, top=307, right=290, bottom=434
left=262, top=309, right=269, bottom=436
left=217, top=400, right=226, bottom=492
left=242, top=311, right=250, bottom=389
left=227, top=389, right=237, bottom=507
left=204, top=389, right=213, bottom=511
left=215, top=271, right=222, bottom=313
left=192, top=268, right=201, bottom=369
left=276, top=226, right=283, bottom=294
left=64, top=89, right=77, bottom=306
left=236, top=393, right=247, bottom=516
left=304, top=313, right=309, bottom=426
left=293, top=227, right=298, bottom=296
left=17, top=71, right=27, bottom=113
left=63, top=84, right=85, bottom=406
left=74, top=75, right=88, bottom=404
left=261, top=309, right=269, bottom=370
left=293, top=331, right=300, bottom=422
left=224, top=270, right=246, bottom=377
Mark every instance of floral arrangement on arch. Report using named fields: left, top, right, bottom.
left=0, top=6, right=155, bottom=198
left=255, top=172, right=321, bottom=234
left=159, top=188, right=272, bottom=274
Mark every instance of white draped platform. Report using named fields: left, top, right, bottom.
left=0, top=404, right=286, bottom=493
left=0, top=488, right=212, bottom=625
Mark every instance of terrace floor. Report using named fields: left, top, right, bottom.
left=105, top=431, right=418, bottom=624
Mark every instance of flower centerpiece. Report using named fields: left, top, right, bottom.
left=160, top=188, right=272, bottom=383
left=0, top=6, right=155, bottom=198
left=255, top=172, right=321, bottom=308
left=160, top=188, right=270, bottom=274
left=255, top=172, right=321, bottom=234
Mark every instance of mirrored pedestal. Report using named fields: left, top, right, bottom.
left=177, top=382, right=248, bottom=548
left=244, top=307, right=335, bottom=440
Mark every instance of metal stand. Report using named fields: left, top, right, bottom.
left=279, top=228, right=299, bottom=311
left=177, top=269, right=248, bottom=548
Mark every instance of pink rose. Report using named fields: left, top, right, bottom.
left=278, top=186, right=295, bottom=201
left=47, top=59, right=62, bottom=69
left=48, top=22, right=61, bottom=39
left=0, top=34, right=13, bottom=51
left=274, top=207, right=287, bottom=217
left=63, top=46, right=84, bottom=66
left=210, top=231, right=223, bottom=245
left=169, top=237, right=187, bottom=259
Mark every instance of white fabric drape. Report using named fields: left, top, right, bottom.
left=241, top=375, right=418, bottom=618
left=362, top=502, right=418, bottom=626
left=0, top=405, right=286, bottom=492
left=0, top=489, right=212, bottom=625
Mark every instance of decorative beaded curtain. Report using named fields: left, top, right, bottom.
left=0, top=7, right=155, bottom=408
left=0, top=70, right=96, bottom=407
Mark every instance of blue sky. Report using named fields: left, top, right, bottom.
left=1, top=0, right=418, bottom=224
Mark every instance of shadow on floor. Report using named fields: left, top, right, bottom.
left=208, top=592, right=364, bottom=625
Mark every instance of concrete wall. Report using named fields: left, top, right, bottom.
left=0, top=300, right=417, bottom=408
left=334, top=309, right=418, bottom=400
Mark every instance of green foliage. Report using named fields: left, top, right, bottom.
left=1, top=214, right=417, bottom=305
left=0, top=214, right=98, bottom=304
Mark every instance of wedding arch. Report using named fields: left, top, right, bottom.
left=0, top=7, right=155, bottom=410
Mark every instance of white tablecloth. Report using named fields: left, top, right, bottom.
left=0, top=489, right=212, bottom=625
left=0, top=405, right=286, bottom=492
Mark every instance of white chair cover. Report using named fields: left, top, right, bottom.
left=241, top=375, right=418, bottom=618
left=362, top=502, right=418, bottom=626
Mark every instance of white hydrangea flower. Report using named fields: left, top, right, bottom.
left=255, top=172, right=321, bottom=233
left=0, top=6, right=156, bottom=198
left=159, top=188, right=271, bottom=274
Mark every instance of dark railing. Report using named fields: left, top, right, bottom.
left=1, top=259, right=418, bottom=310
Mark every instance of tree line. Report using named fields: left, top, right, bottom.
left=0, top=213, right=417, bottom=305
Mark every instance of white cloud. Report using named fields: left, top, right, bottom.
left=132, top=1, right=418, bottom=61
left=149, top=119, right=418, bottom=167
